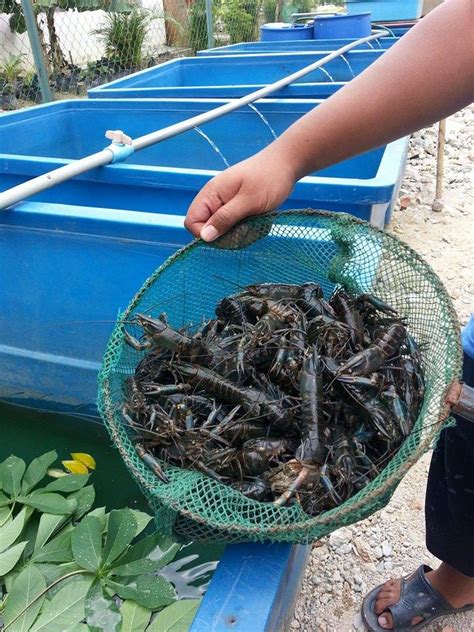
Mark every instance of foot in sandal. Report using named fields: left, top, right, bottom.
left=362, top=563, right=474, bottom=631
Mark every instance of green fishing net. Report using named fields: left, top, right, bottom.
left=98, top=210, right=462, bottom=544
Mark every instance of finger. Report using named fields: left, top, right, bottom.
left=200, top=194, right=256, bottom=242
left=185, top=183, right=226, bottom=237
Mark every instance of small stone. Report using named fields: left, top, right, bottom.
left=382, top=542, right=392, bottom=557
left=329, top=527, right=352, bottom=548
left=376, top=561, right=385, bottom=573
left=311, top=575, right=321, bottom=586
left=339, top=543, right=353, bottom=554
left=408, top=499, right=423, bottom=511
left=353, top=537, right=372, bottom=562
left=384, top=560, right=394, bottom=571
left=399, top=195, right=412, bottom=208
left=374, top=545, right=383, bottom=559
left=432, top=199, right=443, bottom=212
left=291, top=620, right=301, bottom=630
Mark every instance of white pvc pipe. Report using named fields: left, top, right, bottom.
left=0, top=32, right=385, bottom=210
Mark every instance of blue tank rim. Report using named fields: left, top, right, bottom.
left=314, top=11, right=371, bottom=20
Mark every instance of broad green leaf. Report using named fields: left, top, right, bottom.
left=0, top=540, right=27, bottom=575
left=131, top=511, right=152, bottom=537
left=71, top=515, right=102, bottom=572
left=0, top=505, right=12, bottom=525
left=85, top=580, right=121, bottom=632
left=66, top=625, right=89, bottom=632
left=3, top=565, right=47, bottom=632
left=18, top=493, right=72, bottom=514
left=32, top=529, right=73, bottom=563
left=0, top=491, right=11, bottom=507
left=0, top=507, right=27, bottom=553
left=114, top=533, right=180, bottom=568
left=34, top=513, right=68, bottom=552
left=36, top=561, right=82, bottom=587
left=146, top=600, right=200, bottom=632
left=68, top=485, right=95, bottom=521
left=120, top=600, right=151, bottom=632
left=106, top=575, right=176, bottom=610
left=21, top=452, right=57, bottom=494
left=30, top=579, right=90, bottom=632
left=0, top=456, right=26, bottom=498
left=102, top=509, right=137, bottom=568
left=111, top=545, right=180, bottom=577
left=88, top=507, right=106, bottom=529
left=43, top=474, right=89, bottom=493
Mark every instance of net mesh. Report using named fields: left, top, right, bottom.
left=98, top=210, right=462, bottom=544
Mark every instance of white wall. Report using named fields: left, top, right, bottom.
left=0, top=0, right=166, bottom=73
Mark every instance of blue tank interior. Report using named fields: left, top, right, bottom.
left=0, top=100, right=383, bottom=179
left=90, top=50, right=382, bottom=91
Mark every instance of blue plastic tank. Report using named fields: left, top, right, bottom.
left=346, top=0, right=423, bottom=21
left=313, top=12, right=371, bottom=39
left=260, top=22, right=313, bottom=41
left=198, top=37, right=398, bottom=55
left=88, top=51, right=384, bottom=100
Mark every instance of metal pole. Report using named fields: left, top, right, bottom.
left=433, top=119, right=446, bottom=211
left=205, top=0, right=214, bottom=49
left=0, top=31, right=386, bottom=210
left=20, top=0, right=53, bottom=103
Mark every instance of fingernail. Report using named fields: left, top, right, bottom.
left=201, top=225, right=218, bottom=242
left=378, top=616, right=388, bottom=627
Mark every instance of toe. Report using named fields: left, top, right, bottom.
left=378, top=611, right=394, bottom=630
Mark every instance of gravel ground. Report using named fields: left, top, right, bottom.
left=292, top=105, right=474, bottom=632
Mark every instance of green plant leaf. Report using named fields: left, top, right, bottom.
left=21, top=452, right=57, bottom=494
left=0, top=540, right=27, bottom=575
left=35, top=561, right=82, bottom=587
left=3, top=564, right=47, bottom=632
left=111, top=534, right=180, bottom=576
left=106, top=575, right=177, bottom=610
left=146, top=599, right=200, bottom=632
left=43, top=474, right=89, bottom=493
left=120, top=599, right=151, bottom=632
left=0, top=491, right=12, bottom=507
left=131, top=511, right=152, bottom=537
left=88, top=507, right=106, bottom=528
left=32, top=529, right=73, bottom=563
left=102, top=509, right=137, bottom=568
left=71, top=515, right=102, bottom=573
left=0, top=507, right=27, bottom=553
left=0, top=456, right=26, bottom=498
left=68, top=485, right=95, bottom=521
left=18, top=493, right=72, bottom=514
left=85, top=580, right=121, bottom=632
left=34, top=513, right=68, bottom=552
left=30, top=578, right=91, bottom=632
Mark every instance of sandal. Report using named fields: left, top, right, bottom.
left=361, top=564, right=474, bottom=631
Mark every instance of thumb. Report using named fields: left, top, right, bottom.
left=200, top=194, right=256, bottom=242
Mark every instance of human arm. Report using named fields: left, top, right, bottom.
left=185, top=0, right=474, bottom=241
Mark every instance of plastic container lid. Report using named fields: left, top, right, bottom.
left=262, top=22, right=310, bottom=30
left=462, top=313, right=474, bottom=359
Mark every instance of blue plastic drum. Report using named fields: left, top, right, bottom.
left=313, top=12, right=371, bottom=39
left=260, top=22, right=314, bottom=41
